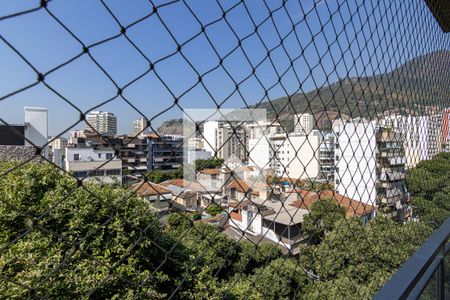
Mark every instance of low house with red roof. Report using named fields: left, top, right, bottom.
left=288, top=189, right=376, bottom=223
left=130, top=181, right=173, bottom=213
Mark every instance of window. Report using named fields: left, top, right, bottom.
left=335, top=179, right=340, bottom=185
left=106, top=169, right=121, bottom=175
left=98, top=153, right=101, bottom=159
left=73, top=154, right=80, bottom=161
left=73, top=171, right=87, bottom=177
left=106, top=153, right=113, bottom=160
left=94, top=170, right=104, bottom=176
left=335, top=155, right=340, bottom=161
left=335, top=143, right=340, bottom=149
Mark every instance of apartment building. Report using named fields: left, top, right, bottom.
left=147, top=134, right=183, bottom=170
left=318, top=131, right=335, bottom=182
left=119, top=136, right=148, bottom=177
left=270, top=131, right=321, bottom=179
left=376, top=129, right=410, bottom=221
left=247, top=121, right=283, bottom=170
left=202, top=121, right=247, bottom=161
left=131, top=117, right=147, bottom=137
left=86, top=111, right=117, bottom=136
left=48, top=137, right=67, bottom=168
left=68, top=130, right=87, bottom=145
left=65, top=146, right=122, bottom=184
left=334, top=119, right=377, bottom=206
left=382, top=114, right=443, bottom=168
left=442, top=108, right=450, bottom=151
left=294, top=113, right=314, bottom=134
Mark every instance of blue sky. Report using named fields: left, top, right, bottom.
left=0, top=0, right=442, bottom=136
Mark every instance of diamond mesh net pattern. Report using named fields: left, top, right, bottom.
left=0, top=0, right=449, bottom=299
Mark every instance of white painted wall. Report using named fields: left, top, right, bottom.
left=24, top=107, right=48, bottom=158
left=203, top=121, right=219, bottom=154
left=334, top=119, right=377, bottom=205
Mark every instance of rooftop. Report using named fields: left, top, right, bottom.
left=131, top=181, right=172, bottom=197
left=290, top=189, right=376, bottom=217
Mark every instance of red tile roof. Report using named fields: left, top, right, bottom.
left=160, top=178, right=205, bottom=192
left=227, top=179, right=259, bottom=196
left=131, top=181, right=172, bottom=197
left=291, top=189, right=375, bottom=217
left=199, top=168, right=222, bottom=175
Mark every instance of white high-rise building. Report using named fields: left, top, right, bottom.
left=203, top=121, right=219, bottom=155
left=334, top=119, right=377, bottom=205
left=247, top=121, right=283, bottom=170
left=381, top=114, right=443, bottom=168
left=294, top=113, right=314, bottom=134
left=202, top=121, right=247, bottom=161
left=270, top=130, right=321, bottom=179
left=24, top=107, right=48, bottom=158
left=132, top=117, right=147, bottom=137
left=86, top=111, right=117, bottom=136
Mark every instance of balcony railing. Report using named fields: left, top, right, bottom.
left=375, top=217, right=450, bottom=299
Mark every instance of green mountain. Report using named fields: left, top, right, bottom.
left=158, top=50, right=450, bottom=134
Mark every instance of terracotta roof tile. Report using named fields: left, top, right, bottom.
left=199, top=168, right=222, bottom=175
left=160, top=178, right=205, bottom=192
left=290, top=189, right=375, bottom=217
left=227, top=179, right=259, bottom=196
left=131, top=181, right=172, bottom=197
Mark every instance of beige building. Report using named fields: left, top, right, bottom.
left=270, top=131, right=321, bottom=179
left=132, top=117, right=147, bottom=137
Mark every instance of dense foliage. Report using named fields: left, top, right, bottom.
left=1, top=155, right=447, bottom=298
left=302, top=198, right=346, bottom=244
left=144, top=158, right=224, bottom=184
left=407, top=152, right=450, bottom=228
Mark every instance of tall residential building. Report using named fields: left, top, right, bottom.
left=86, top=111, right=117, bottom=136
left=382, top=114, right=443, bottom=168
left=202, top=121, right=247, bottom=161
left=147, top=134, right=183, bottom=171
left=318, top=131, right=335, bottom=182
left=132, top=117, right=147, bottom=137
left=375, top=128, right=410, bottom=221
left=269, top=131, right=321, bottom=179
left=247, top=121, right=283, bottom=170
left=442, top=108, right=450, bottom=151
left=334, top=119, right=377, bottom=205
left=294, top=113, right=314, bottom=134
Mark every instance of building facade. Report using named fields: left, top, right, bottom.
left=294, top=113, right=314, bottom=134
left=65, top=146, right=122, bottom=184
left=86, top=111, right=117, bottom=136
left=318, top=131, right=335, bottom=182
left=147, top=134, right=183, bottom=170
left=376, top=128, right=410, bottom=221
left=132, top=117, right=147, bottom=137
left=202, top=121, right=247, bottom=161
left=270, top=131, right=321, bottom=179
left=334, top=119, right=377, bottom=205
left=119, top=137, right=148, bottom=177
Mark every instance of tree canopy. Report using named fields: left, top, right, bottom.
left=0, top=155, right=446, bottom=299
left=407, top=152, right=450, bottom=228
